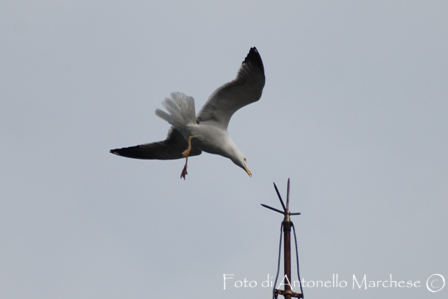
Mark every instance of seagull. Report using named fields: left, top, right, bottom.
left=110, top=47, right=265, bottom=179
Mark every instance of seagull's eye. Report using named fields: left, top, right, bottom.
left=244, top=158, right=247, bottom=162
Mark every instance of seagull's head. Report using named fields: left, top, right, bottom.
left=231, top=153, right=252, bottom=177
left=224, top=139, right=252, bottom=177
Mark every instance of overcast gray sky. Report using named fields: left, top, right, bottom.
left=1, top=1, right=447, bottom=298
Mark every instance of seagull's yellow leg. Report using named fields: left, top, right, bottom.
left=182, top=135, right=195, bottom=157
left=180, top=136, right=194, bottom=179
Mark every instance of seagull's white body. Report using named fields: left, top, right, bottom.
left=111, top=47, right=265, bottom=179
left=155, top=92, right=248, bottom=173
left=188, top=122, right=238, bottom=159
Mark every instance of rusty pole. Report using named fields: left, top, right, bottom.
left=283, top=178, right=292, bottom=299
left=261, top=179, right=302, bottom=299
left=283, top=218, right=292, bottom=299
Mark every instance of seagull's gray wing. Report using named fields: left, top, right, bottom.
left=197, top=47, right=265, bottom=129
left=110, top=127, right=202, bottom=160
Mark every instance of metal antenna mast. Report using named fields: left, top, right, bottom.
left=261, top=179, right=303, bottom=299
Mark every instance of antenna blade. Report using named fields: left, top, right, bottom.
left=290, top=212, right=301, bottom=216
left=273, top=183, right=286, bottom=211
left=286, top=178, right=290, bottom=210
left=261, top=204, right=285, bottom=215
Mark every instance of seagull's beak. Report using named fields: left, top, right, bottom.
left=244, top=164, right=252, bottom=177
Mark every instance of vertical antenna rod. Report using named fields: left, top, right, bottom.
left=261, top=179, right=302, bottom=299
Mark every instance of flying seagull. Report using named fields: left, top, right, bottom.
left=110, top=47, right=265, bottom=179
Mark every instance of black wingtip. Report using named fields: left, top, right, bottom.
left=110, top=146, right=137, bottom=158
left=110, top=147, right=136, bottom=158
left=243, top=47, right=264, bottom=74
left=110, top=148, right=125, bottom=157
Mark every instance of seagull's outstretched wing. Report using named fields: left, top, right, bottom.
left=110, top=127, right=202, bottom=160
left=197, top=47, right=265, bottom=129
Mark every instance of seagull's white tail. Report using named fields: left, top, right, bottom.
left=155, top=92, right=196, bottom=135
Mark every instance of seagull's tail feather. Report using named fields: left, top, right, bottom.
left=155, top=92, right=196, bottom=136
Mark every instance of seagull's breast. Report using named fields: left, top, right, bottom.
left=188, top=123, right=233, bottom=156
